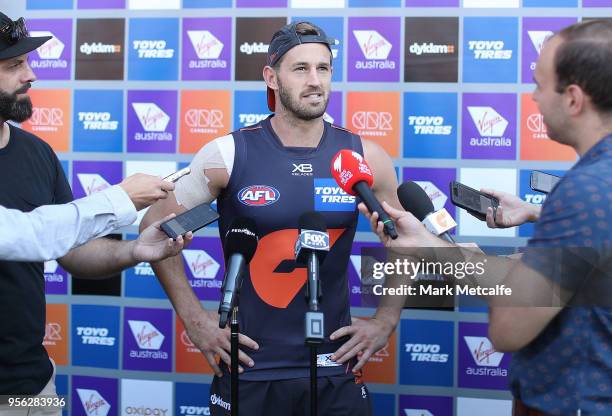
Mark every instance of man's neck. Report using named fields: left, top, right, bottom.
left=573, top=115, right=612, bottom=156
left=0, top=121, right=9, bottom=150
left=270, top=110, right=325, bottom=148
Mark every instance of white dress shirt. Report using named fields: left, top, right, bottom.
left=0, top=185, right=137, bottom=262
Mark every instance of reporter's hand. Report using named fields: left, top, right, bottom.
left=479, top=188, right=541, bottom=229
left=182, top=309, right=259, bottom=377
left=119, top=173, right=175, bottom=210
left=330, top=317, right=394, bottom=372
left=132, top=214, right=192, bottom=262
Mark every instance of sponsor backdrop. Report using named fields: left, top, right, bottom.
left=15, top=0, right=607, bottom=414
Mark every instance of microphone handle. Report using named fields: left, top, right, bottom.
left=219, top=253, right=246, bottom=328
left=306, top=251, right=320, bottom=311
left=354, top=181, right=398, bottom=240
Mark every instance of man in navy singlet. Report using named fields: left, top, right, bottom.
left=142, top=21, right=405, bottom=415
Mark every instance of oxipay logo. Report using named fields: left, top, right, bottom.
left=188, top=30, right=224, bottom=60
left=80, top=42, right=121, bottom=55
left=78, top=112, right=119, bottom=131
left=408, top=116, right=452, bottom=136
left=464, top=336, right=507, bottom=376
left=76, top=326, right=115, bottom=346
left=76, top=389, right=110, bottom=416
left=133, top=40, right=174, bottom=59
left=468, top=106, right=512, bottom=148
left=182, top=249, right=220, bottom=280
left=77, top=174, right=111, bottom=196
left=468, top=40, right=512, bottom=60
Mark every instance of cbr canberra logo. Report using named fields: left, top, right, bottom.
left=353, top=30, right=394, bottom=69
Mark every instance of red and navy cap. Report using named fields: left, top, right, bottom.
left=266, top=21, right=336, bottom=112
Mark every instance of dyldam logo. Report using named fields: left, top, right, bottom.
left=77, top=173, right=112, bottom=196
left=133, top=40, right=174, bottom=59
left=239, top=42, right=268, bottom=55
left=352, top=111, right=392, bottom=135
left=30, top=31, right=64, bottom=60
left=464, top=336, right=504, bottom=367
left=80, top=42, right=121, bottom=55
left=467, top=107, right=508, bottom=137
left=132, top=103, right=170, bottom=132
left=44, top=322, right=62, bottom=345
left=185, top=109, right=224, bottom=130
left=210, top=394, right=230, bottom=411
left=414, top=181, right=447, bottom=211
left=127, top=320, right=164, bottom=350
left=409, top=42, right=455, bottom=56
left=187, top=30, right=224, bottom=60
left=78, top=112, right=119, bottom=131
left=182, top=249, right=220, bottom=280
left=29, top=107, right=63, bottom=131
left=76, top=388, right=110, bottom=416
left=353, top=30, right=392, bottom=60
left=526, top=113, right=548, bottom=139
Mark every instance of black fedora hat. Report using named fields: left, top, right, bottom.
left=0, top=13, right=51, bottom=60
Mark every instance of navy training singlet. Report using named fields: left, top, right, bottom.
left=216, top=115, right=362, bottom=380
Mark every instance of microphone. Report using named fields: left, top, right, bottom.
left=295, top=212, right=329, bottom=344
left=218, top=217, right=258, bottom=329
left=397, top=181, right=456, bottom=244
left=330, top=149, right=398, bottom=239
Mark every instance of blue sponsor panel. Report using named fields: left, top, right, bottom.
left=350, top=0, right=401, bottom=5
left=314, top=178, right=356, bottom=212
left=27, top=0, right=73, bottom=8
left=463, top=17, right=518, bottom=83
left=71, top=304, right=120, bottom=369
left=124, top=234, right=168, bottom=299
left=175, top=382, right=211, bottom=416
left=60, top=160, right=69, bottom=179
left=524, top=0, right=577, bottom=5
left=73, top=90, right=123, bottom=152
left=292, top=17, right=344, bottom=82
left=184, top=0, right=232, bottom=6
left=400, top=319, right=454, bottom=386
left=55, top=374, right=69, bottom=416
left=403, top=93, right=457, bottom=159
left=128, top=18, right=179, bottom=80
left=518, top=169, right=565, bottom=237
left=233, top=90, right=270, bottom=130
left=371, top=393, right=394, bottom=416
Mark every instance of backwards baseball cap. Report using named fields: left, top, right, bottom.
left=0, top=13, right=51, bottom=61
left=266, top=21, right=336, bottom=112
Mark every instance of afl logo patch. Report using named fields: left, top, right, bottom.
left=238, top=185, right=280, bottom=207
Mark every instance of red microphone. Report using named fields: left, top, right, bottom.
left=330, top=149, right=398, bottom=239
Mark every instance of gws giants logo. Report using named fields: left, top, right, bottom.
left=238, top=185, right=280, bottom=207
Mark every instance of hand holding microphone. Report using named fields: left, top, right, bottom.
left=330, top=149, right=398, bottom=239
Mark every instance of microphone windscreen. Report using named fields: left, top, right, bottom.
left=298, top=211, right=327, bottom=233
left=330, top=149, right=373, bottom=195
left=224, top=217, right=258, bottom=263
left=397, top=181, right=435, bottom=221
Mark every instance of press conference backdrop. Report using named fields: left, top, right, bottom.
left=11, top=0, right=612, bottom=415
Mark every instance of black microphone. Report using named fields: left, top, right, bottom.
left=397, top=181, right=456, bottom=244
left=295, top=212, right=329, bottom=344
left=218, top=217, right=258, bottom=329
